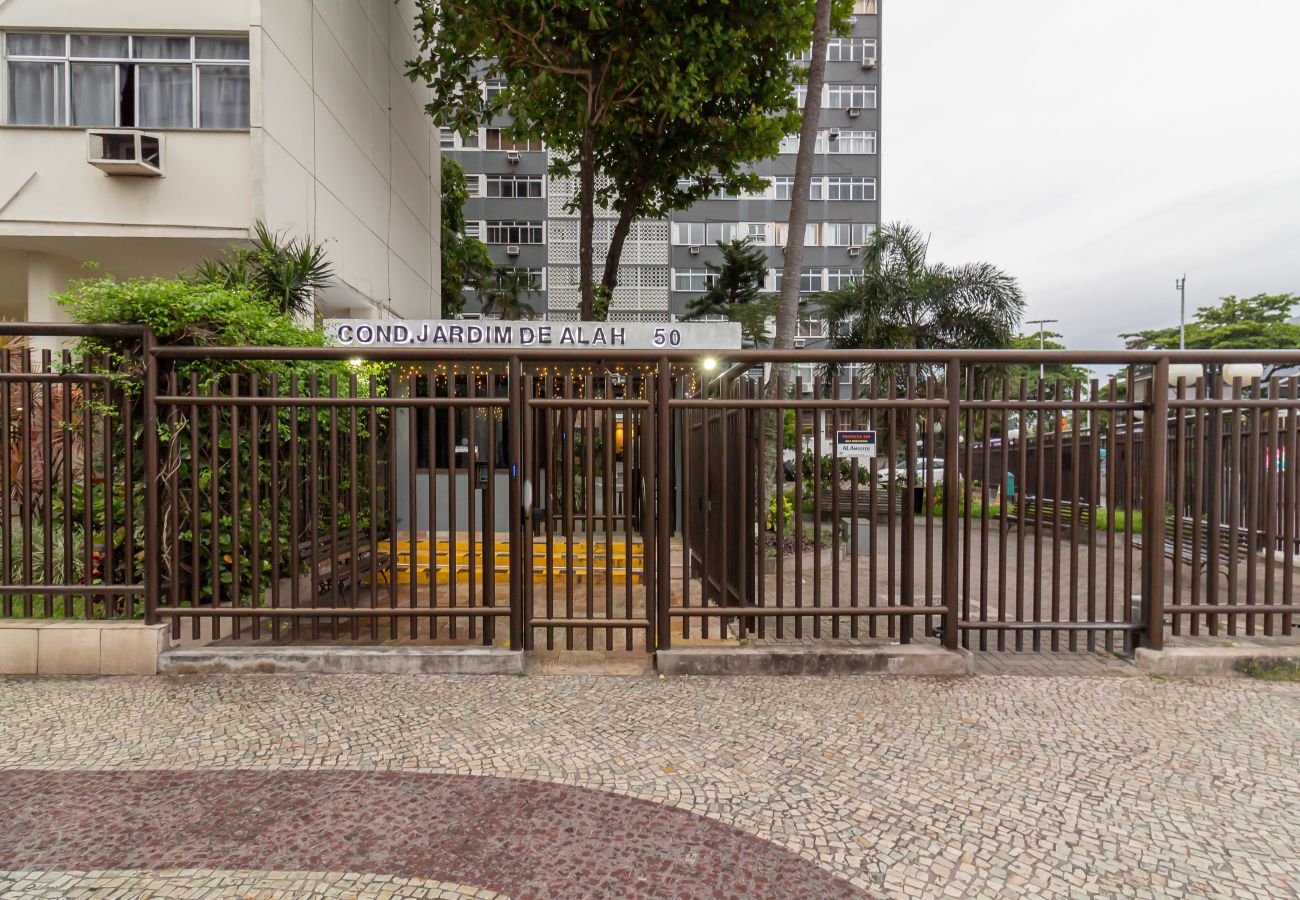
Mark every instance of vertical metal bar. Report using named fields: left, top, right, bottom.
left=347, top=373, right=359, bottom=641
left=1143, top=359, right=1169, bottom=650
left=792, top=373, right=803, bottom=640
left=522, top=371, right=536, bottom=650
left=186, top=372, right=199, bottom=640
left=447, top=374, right=460, bottom=641
left=583, top=375, right=594, bottom=649
left=229, top=375, right=242, bottom=640
left=980, top=378, right=993, bottom=650
left=506, top=362, right=523, bottom=650
left=467, top=371, right=480, bottom=643
left=20, top=347, right=33, bottom=615
left=249, top=374, right=262, bottom=642
left=1016, top=380, right=1029, bottom=650
left=1283, top=377, right=1297, bottom=635
left=1263, top=385, right=1278, bottom=635
left=1189, top=385, right=1205, bottom=635
left=1105, top=375, right=1118, bottom=651
left=1032, top=378, right=1046, bottom=651
left=1087, top=378, right=1100, bottom=651
left=307, top=373, right=320, bottom=641
left=627, top=378, right=638, bottom=650
left=369, top=373, right=382, bottom=641
left=901, top=369, right=915, bottom=644
left=413, top=373, right=426, bottom=641
left=39, top=350, right=53, bottom=615
left=484, top=372, right=498, bottom=645
left=657, top=359, right=674, bottom=652
left=773, top=383, right=785, bottom=639
left=288, top=373, right=301, bottom=642
left=0, top=347, right=10, bottom=619
left=1123, top=367, right=1136, bottom=638
left=61, top=352, right=75, bottom=618
left=830, top=397, right=842, bottom=639
left=1171, top=374, right=1187, bottom=636
left=941, top=358, right=961, bottom=650
left=1226, top=376, right=1242, bottom=632
left=1067, top=378, right=1082, bottom=650
left=1244, top=379, right=1261, bottom=636
left=142, top=331, right=160, bottom=627
left=563, top=372, right=575, bottom=649
left=850, top=370, right=861, bottom=638
left=959, top=374, right=973, bottom=649
left=868, top=376, right=879, bottom=638
left=1050, top=378, right=1063, bottom=651
left=427, top=371, right=439, bottom=641
left=998, top=377, right=1011, bottom=651
left=924, top=377, right=935, bottom=640
left=269, top=373, right=282, bottom=640
left=603, top=382, right=615, bottom=650
left=812, top=375, right=823, bottom=639
left=543, top=376, right=556, bottom=650
left=885, top=375, right=896, bottom=638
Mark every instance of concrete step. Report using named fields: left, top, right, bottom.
left=159, top=645, right=523, bottom=675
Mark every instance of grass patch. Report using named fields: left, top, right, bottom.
left=1234, top=658, right=1300, bottom=681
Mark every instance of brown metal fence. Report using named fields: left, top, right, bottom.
left=3, top=328, right=1298, bottom=655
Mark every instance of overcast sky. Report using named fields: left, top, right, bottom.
left=884, top=0, right=1300, bottom=349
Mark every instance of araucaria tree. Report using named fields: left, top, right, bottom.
left=818, top=222, right=1026, bottom=352
left=683, top=239, right=775, bottom=346
left=408, top=1, right=827, bottom=320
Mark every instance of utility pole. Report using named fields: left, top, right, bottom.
left=1176, top=275, right=1187, bottom=350
left=1025, top=318, right=1060, bottom=383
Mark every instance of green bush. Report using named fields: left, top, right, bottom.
left=1093, top=507, right=1143, bottom=534
left=54, top=275, right=389, bottom=614
left=766, top=493, right=794, bottom=531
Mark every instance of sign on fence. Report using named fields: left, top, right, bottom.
left=836, top=429, right=877, bottom=460
left=326, top=320, right=742, bottom=350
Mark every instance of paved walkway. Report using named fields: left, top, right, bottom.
left=2, top=672, right=1297, bottom=898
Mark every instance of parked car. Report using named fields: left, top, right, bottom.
left=877, top=457, right=945, bottom=486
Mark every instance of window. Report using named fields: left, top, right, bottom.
left=485, top=129, right=542, bottom=152
left=827, top=38, right=877, bottom=62
left=485, top=221, right=543, bottom=244
left=826, top=84, right=877, bottom=110
left=746, top=223, right=769, bottom=244
left=825, top=176, right=877, bottom=201
left=672, top=222, right=705, bottom=246
left=774, top=223, right=820, bottom=246
left=809, top=177, right=824, bottom=201
left=483, top=79, right=506, bottom=101
left=705, top=222, right=736, bottom=244
left=494, top=267, right=545, bottom=290
left=440, top=130, right=455, bottom=149
left=466, top=175, right=482, bottom=198
left=793, top=83, right=808, bottom=108
left=823, top=223, right=852, bottom=247
left=778, top=134, right=800, bottom=155
left=486, top=174, right=543, bottom=198
left=709, top=185, right=738, bottom=200
left=800, top=268, right=824, bottom=294
left=826, top=268, right=859, bottom=290
left=828, top=130, right=876, bottom=154
left=673, top=269, right=718, bottom=292
left=4, top=32, right=249, bottom=128
left=464, top=221, right=482, bottom=240
left=854, top=0, right=879, bottom=13
left=773, top=176, right=794, bottom=200
left=791, top=45, right=814, bottom=64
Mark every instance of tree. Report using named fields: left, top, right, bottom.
left=1121, top=293, right=1299, bottom=376
left=481, top=268, right=539, bottom=321
left=683, top=239, right=775, bottom=346
left=194, top=221, right=333, bottom=318
left=773, top=0, right=835, bottom=353
left=1003, top=331, right=1091, bottom=397
left=817, top=222, right=1026, bottom=353
left=439, top=157, right=493, bottom=318
left=408, top=1, right=828, bottom=320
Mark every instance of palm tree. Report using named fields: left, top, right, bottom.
left=816, top=222, right=1025, bottom=352
left=195, top=220, right=333, bottom=318
left=481, top=269, right=538, bottom=321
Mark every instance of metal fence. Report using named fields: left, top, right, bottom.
left=2, top=326, right=1298, bottom=655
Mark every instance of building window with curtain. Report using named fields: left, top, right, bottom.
left=3, top=32, right=250, bottom=129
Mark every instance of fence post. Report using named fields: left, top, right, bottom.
left=655, top=356, right=673, bottom=651
left=141, top=329, right=160, bottom=627
left=1143, top=357, right=1170, bottom=650
left=507, top=356, right=523, bottom=652
left=941, top=358, right=961, bottom=649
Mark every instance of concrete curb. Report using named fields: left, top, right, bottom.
left=1136, top=646, right=1300, bottom=677
left=159, top=646, right=524, bottom=676
left=655, top=645, right=973, bottom=676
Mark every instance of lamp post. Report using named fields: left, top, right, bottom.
left=1176, top=275, right=1187, bottom=350
left=1025, top=318, right=1060, bottom=384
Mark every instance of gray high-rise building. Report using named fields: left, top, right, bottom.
left=445, top=0, right=881, bottom=330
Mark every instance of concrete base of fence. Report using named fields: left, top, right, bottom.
left=158, top=645, right=524, bottom=676
left=1136, top=645, right=1300, bottom=677
left=0, top=620, right=170, bottom=676
left=655, top=644, right=973, bottom=677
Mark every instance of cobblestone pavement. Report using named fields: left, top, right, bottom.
left=1, top=673, right=1298, bottom=898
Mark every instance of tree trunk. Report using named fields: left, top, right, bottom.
left=578, top=129, right=596, bottom=320
left=599, top=194, right=642, bottom=301
left=772, top=0, right=833, bottom=353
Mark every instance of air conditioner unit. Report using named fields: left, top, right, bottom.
left=87, top=130, right=164, bottom=177
left=847, top=246, right=861, bottom=257
left=688, top=245, right=701, bottom=255
left=846, top=107, right=861, bottom=118
left=506, top=245, right=521, bottom=257
left=506, top=151, right=521, bottom=163
left=861, top=58, right=877, bottom=69
left=828, top=128, right=841, bottom=139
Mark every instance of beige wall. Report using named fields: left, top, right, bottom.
left=257, top=0, right=440, bottom=318
left=0, top=0, right=441, bottom=319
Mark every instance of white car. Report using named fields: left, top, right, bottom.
left=877, top=457, right=945, bottom=486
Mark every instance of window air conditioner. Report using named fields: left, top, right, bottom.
left=847, top=107, right=861, bottom=118
left=828, top=128, right=841, bottom=139
left=689, top=245, right=701, bottom=255
left=506, top=245, right=521, bottom=257
left=847, top=246, right=861, bottom=257
left=87, top=130, right=164, bottom=177
left=506, top=151, right=521, bottom=163
left=861, top=58, right=877, bottom=69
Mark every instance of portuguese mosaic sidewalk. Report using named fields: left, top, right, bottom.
left=1, top=670, right=1297, bottom=898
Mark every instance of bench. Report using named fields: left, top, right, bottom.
left=815, top=486, right=910, bottom=519
left=1010, top=497, right=1095, bottom=531
left=299, top=536, right=388, bottom=600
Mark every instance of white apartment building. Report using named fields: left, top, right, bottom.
left=0, top=0, right=441, bottom=323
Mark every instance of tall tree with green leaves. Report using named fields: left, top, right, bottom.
left=682, top=239, right=776, bottom=345
left=481, top=268, right=539, bottom=321
left=408, top=1, right=828, bottom=320
left=817, top=222, right=1025, bottom=353
left=439, top=156, right=493, bottom=318
left=1121, top=292, right=1299, bottom=376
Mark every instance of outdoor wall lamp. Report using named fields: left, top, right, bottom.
left=701, top=357, right=718, bottom=371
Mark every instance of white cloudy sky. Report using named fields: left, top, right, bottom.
left=884, top=0, right=1300, bottom=348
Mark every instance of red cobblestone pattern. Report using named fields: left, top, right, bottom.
left=0, top=769, right=862, bottom=899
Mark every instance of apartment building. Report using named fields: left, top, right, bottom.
left=0, top=0, right=441, bottom=323
left=446, top=0, right=881, bottom=327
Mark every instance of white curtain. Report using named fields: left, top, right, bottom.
left=71, top=63, right=118, bottom=127
left=137, top=65, right=192, bottom=128
left=198, top=65, right=249, bottom=128
left=7, top=62, right=63, bottom=126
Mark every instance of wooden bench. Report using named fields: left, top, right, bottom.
left=1010, top=497, right=1095, bottom=531
left=299, top=536, right=388, bottom=600
left=816, top=486, right=910, bottom=519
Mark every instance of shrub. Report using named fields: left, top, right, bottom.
left=766, top=493, right=794, bottom=531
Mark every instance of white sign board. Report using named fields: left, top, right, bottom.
left=326, top=320, right=742, bottom=351
left=836, top=430, right=878, bottom=460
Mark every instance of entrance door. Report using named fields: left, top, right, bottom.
left=519, top=370, right=657, bottom=650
